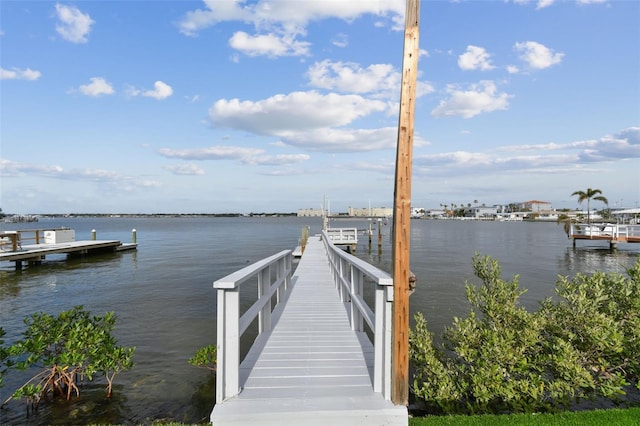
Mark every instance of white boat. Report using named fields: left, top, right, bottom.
left=575, top=224, right=615, bottom=236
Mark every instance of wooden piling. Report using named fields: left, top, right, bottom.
left=391, top=0, right=420, bottom=407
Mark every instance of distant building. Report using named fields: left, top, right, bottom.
left=520, top=200, right=552, bottom=212
left=425, top=209, right=446, bottom=218
left=347, top=207, right=393, bottom=217
left=466, top=206, right=499, bottom=218
left=297, top=208, right=325, bottom=217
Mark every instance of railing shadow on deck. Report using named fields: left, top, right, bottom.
left=213, top=250, right=293, bottom=403
left=321, top=230, right=394, bottom=401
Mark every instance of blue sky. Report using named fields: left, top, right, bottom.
left=1, top=0, right=638, bottom=214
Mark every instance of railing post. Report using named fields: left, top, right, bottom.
left=341, top=258, right=349, bottom=302
left=286, top=253, right=292, bottom=290
left=383, top=286, right=393, bottom=399
left=337, top=256, right=343, bottom=297
left=216, top=287, right=240, bottom=403
left=276, top=257, right=284, bottom=303
left=258, top=266, right=272, bottom=333
left=350, top=265, right=363, bottom=332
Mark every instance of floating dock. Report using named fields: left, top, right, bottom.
left=1, top=228, right=137, bottom=268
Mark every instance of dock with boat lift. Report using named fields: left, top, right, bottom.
left=0, top=228, right=137, bottom=268
left=569, top=223, right=640, bottom=249
left=210, top=230, right=407, bottom=426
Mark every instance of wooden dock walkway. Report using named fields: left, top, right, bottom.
left=0, top=228, right=137, bottom=268
left=211, top=235, right=407, bottom=425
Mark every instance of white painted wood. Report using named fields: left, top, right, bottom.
left=213, top=249, right=293, bottom=403
left=214, top=250, right=291, bottom=289
left=211, top=236, right=406, bottom=426
left=325, top=227, right=358, bottom=244
left=258, top=266, right=271, bottom=333
left=216, top=287, right=240, bottom=403
left=0, top=240, right=125, bottom=261
left=322, top=230, right=395, bottom=401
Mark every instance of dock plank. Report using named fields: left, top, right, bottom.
left=0, top=240, right=133, bottom=263
left=211, top=237, right=407, bottom=426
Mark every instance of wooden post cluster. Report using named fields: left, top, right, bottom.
left=391, top=0, right=420, bottom=406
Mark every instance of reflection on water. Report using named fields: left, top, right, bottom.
left=561, top=245, right=639, bottom=277
left=0, top=217, right=638, bottom=424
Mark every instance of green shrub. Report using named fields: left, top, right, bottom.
left=410, top=254, right=640, bottom=415
left=2, top=306, right=135, bottom=413
left=189, top=344, right=217, bottom=373
left=540, top=260, right=640, bottom=396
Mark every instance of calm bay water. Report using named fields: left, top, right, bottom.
left=1, top=216, right=638, bottom=424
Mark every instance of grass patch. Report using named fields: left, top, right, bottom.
left=409, top=407, right=640, bottom=425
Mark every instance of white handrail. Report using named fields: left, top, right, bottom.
left=213, top=249, right=292, bottom=403
left=570, top=223, right=640, bottom=239
left=321, top=230, right=394, bottom=400
left=325, top=227, right=358, bottom=244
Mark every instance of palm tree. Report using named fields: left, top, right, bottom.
left=556, top=213, right=575, bottom=237
left=571, top=188, right=608, bottom=223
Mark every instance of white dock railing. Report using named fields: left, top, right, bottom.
left=617, top=224, right=640, bottom=240
left=570, top=223, right=640, bottom=240
left=325, top=227, right=358, bottom=244
left=321, top=230, right=394, bottom=400
left=213, top=250, right=293, bottom=403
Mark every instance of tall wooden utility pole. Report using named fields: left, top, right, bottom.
left=391, top=0, right=420, bottom=406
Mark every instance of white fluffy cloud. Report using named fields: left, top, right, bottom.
left=158, top=146, right=263, bottom=161
left=126, top=81, right=174, bottom=99
left=409, top=127, right=640, bottom=179
left=307, top=60, right=400, bottom=96
left=177, top=0, right=405, bottom=58
left=77, top=77, right=115, bottom=97
left=514, top=41, right=564, bottom=69
left=229, top=31, right=310, bottom=57
left=0, top=67, right=41, bottom=80
left=432, top=81, right=512, bottom=118
left=277, top=126, right=403, bottom=152
left=0, top=159, right=160, bottom=189
left=164, top=163, right=205, bottom=175
left=55, top=4, right=95, bottom=43
left=178, top=0, right=405, bottom=36
left=458, top=45, right=495, bottom=71
left=209, top=91, right=388, bottom=135
left=157, top=146, right=310, bottom=166
left=143, top=81, right=173, bottom=100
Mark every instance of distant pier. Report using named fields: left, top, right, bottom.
left=325, top=227, right=358, bottom=253
left=0, top=228, right=137, bottom=268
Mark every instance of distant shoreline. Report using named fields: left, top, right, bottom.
left=3, top=212, right=300, bottom=219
